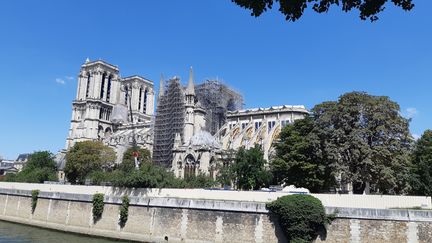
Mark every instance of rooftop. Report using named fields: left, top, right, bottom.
left=122, top=75, right=154, bottom=86
left=227, top=105, right=309, bottom=116
left=81, top=59, right=120, bottom=71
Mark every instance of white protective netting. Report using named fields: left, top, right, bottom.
left=188, top=130, right=221, bottom=149
left=111, top=104, right=128, bottom=124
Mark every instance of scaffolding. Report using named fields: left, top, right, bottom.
left=195, top=80, right=243, bottom=135
left=152, top=78, right=186, bottom=167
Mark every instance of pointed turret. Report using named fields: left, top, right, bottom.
left=158, top=74, right=165, bottom=98
left=185, top=66, right=195, bottom=95
left=85, top=57, right=90, bottom=63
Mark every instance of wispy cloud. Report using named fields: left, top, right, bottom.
left=405, top=107, right=418, bottom=119
left=412, top=134, right=420, bottom=140
left=55, top=75, right=73, bottom=85
left=55, top=78, right=66, bottom=85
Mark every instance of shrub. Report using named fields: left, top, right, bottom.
left=92, top=193, right=105, bottom=222
left=267, top=194, right=328, bottom=242
left=31, top=190, right=39, bottom=213
left=88, top=171, right=113, bottom=185
left=119, top=195, right=130, bottom=227
left=6, top=151, right=57, bottom=183
left=183, top=173, right=217, bottom=188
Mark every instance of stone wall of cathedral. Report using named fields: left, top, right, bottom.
left=66, top=59, right=154, bottom=158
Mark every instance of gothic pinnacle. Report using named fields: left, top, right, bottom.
left=186, top=66, right=195, bottom=95
left=159, top=74, right=165, bottom=98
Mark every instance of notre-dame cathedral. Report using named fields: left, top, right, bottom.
left=64, top=59, right=309, bottom=179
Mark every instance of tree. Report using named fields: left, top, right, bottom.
left=65, top=141, right=116, bottom=184
left=271, top=116, right=336, bottom=192
left=410, top=130, right=432, bottom=196
left=120, top=146, right=152, bottom=173
left=85, top=145, right=216, bottom=189
left=232, top=0, right=414, bottom=22
left=219, top=145, right=271, bottom=190
left=271, top=92, right=412, bottom=194
left=111, top=162, right=179, bottom=188
left=323, top=92, right=412, bottom=194
left=6, top=151, right=57, bottom=183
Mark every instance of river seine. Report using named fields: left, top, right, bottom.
left=0, top=220, right=130, bottom=243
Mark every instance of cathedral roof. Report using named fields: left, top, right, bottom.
left=16, top=153, right=30, bottom=162
left=55, top=153, right=66, bottom=171
left=227, top=105, right=309, bottom=117
left=188, top=131, right=221, bottom=149
left=122, top=75, right=153, bottom=86
left=81, top=59, right=119, bottom=71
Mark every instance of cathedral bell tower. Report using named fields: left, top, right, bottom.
left=66, top=59, right=120, bottom=149
left=184, top=67, right=195, bottom=144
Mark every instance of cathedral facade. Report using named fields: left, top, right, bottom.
left=65, top=59, right=309, bottom=179
left=66, top=59, right=155, bottom=162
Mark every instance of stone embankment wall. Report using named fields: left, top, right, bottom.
left=0, top=183, right=431, bottom=242
left=0, top=188, right=285, bottom=242
left=0, top=182, right=431, bottom=209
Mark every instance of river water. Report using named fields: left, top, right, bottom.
left=0, top=220, right=130, bottom=243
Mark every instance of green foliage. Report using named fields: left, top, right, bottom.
left=88, top=159, right=216, bottom=189
left=323, top=92, right=412, bottom=194
left=65, top=141, right=116, bottom=184
left=3, top=174, right=15, bottom=182
left=271, top=117, right=336, bottom=192
left=272, top=92, right=413, bottom=194
left=267, top=194, right=327, bottom=242
left=120, top=147, right=152, bottom=172
left=218, top=145, right=271, bottom=190
left=81, top=145, right=216, bottom=188
left=232, top=0, right=414, bottom=22
left=216, top=165, right=233, bottom=187
left=92, top=193, right=105, bottom=222
left=183, top=173, right=217, bottom=188
left=216, top=150, right=237, bottom=187
left=119, top=195, right=129, bottom=227
left=111, top=163, right=179, bottom=188
left=6, top=151, right=57, bottom=183
left=88, top=171, right=111, bottom=185
left=410, top=130, right=432, bottom=196
left=31, top=190, right=39, bottom=213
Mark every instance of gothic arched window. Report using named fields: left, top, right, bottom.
left=85, top=73, right=91, bottom=98
left=97, top=125, right=104, bottom=140
left=106, top=75, right=112, bottom=102
left=209, top=157, right=216, bottom=179
left=124, top=86, right=129, bottom=106
left=184, top=154, right=196, bottom=180
left=143, top=89, right=148, bottom=113
left=104, top=127, right=112, bottom=138
left=138, top=87, right=143, bottom=111
left=100, top=73, right=106, bottom=100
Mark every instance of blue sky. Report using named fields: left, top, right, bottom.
left=0, top=1, right=431, bottom=159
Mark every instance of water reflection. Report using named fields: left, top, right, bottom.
left=0, top=220, right=131, bottom=243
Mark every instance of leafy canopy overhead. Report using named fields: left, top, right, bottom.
left=232, top=0, right=414, bottom=21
